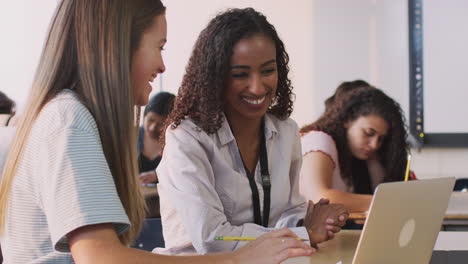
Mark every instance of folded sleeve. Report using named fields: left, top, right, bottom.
left=301, top=131, right=338, bottom=168
left=38, top=127, right=130, bottom=252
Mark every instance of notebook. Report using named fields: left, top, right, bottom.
left=352, top=177, right=455, bottom=264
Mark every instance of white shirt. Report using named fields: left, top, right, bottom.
left=1, top=90, right=130, bottom=263
left=156, top=113, right=308, bottom=255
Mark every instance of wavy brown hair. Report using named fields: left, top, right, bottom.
left=0, top=0, right=165, bottom=245
left=165, top=8, right=294, bottom=137
left=324, top=80, right=371, bottom=111
left=301, top=87, right=409, bottom=194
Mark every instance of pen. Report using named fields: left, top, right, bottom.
left=215, top=236, right=308, bottom=241
left=404, top=154, right=412, bottom=181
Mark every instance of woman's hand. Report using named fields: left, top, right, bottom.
left=139, top=171, right=158, bottom=184
left=303, top=199, right=348, bottom=246
left=232, top=228, right=315, bottom=264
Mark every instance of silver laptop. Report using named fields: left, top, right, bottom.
left=352, top=177, right=455, bottom=264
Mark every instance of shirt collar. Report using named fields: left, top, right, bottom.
left=217, top=113, right=279, bottom=146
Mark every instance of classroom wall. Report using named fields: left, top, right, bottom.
left=162, top=0, right=468, bottom=179
left=2, top=0, right=467, bottom=179
left=0, top=1, right=58, bottom=112
left=161, top=0, right=315, bottom=126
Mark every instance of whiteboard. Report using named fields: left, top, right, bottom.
left=423, top=0, right=468, bottom=133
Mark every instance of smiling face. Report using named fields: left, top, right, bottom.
left=131, top=14, right=167, bottom=106
left=223, top=33, right=278, bottom=123
left=345, top=114, right=389, bottom=160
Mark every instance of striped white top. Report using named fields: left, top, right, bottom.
left=0, top=90, right=130, bottom=263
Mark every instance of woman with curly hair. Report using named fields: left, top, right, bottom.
left=300, top=86, right=409, bottom=213
left=156, top=8, right=348, bottom=255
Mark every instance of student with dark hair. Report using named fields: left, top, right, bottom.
left=0, top=1, right=314, bottom=263
left=157, top=7, right=348, bottom=255
left=138, top=91, right=175, bottom=184
left=300, top=87, right=409, bottom=212
left=0, top=91, right=16, bottom=126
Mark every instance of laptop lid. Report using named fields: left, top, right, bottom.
left=352, top=177, right=455, bottom=264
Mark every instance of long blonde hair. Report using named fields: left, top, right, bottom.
left=0, top=0, right=165, bottom=245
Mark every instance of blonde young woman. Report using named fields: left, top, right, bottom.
left=0, top=1, right=315, bottom=263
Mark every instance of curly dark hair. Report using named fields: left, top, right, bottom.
left=165, top=7, right=294, bottom=135
left=301, top=87, right=409, bottom=194
left=324, top=80, right=371, bottom=111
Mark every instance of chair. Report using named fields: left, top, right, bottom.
left=454, top=178, right=468, bottom=192
left=342, top=219, right=364, bottom=230
left=132, top=218, right=165, bottom=251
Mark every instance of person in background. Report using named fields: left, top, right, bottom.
left=0, top=91, right=16, bottom=127
left=0, top=90, right=17, bottom=174
left=138, top=91, right=175, bottom=184
left=0, top=90, right=12, bottom=264
left=0, top=1, right=314, bottom=263
left=300, top=87, right=409, bottom=213
left=156, top=7, right=348, bottom=256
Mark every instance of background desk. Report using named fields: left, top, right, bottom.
left=349, top=192, right=468, bottom=231
left=141, top=185, right=158, bottom=198
left=283, top=230, right=468, bottom=264
left=141, top=185, right=159, bottom=218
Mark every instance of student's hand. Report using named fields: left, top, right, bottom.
left=232, top=228, right=315, bottom=264
left=303, top=199, right=348, bottom=246
left=139, top=171, right=158, bottom=184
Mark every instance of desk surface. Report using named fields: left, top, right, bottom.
left=141, top=185, right=158, bottom=198
left=283, top=230, right=468, bottom=264
left=283, top=231, right=359, bottom=264
left=349, top=192, right=468, bottom=221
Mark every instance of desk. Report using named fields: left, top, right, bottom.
left=141, top=185, right=158, bottom=199
left=349, top=192, right=468, bottom=230
left=284, top=231, right=358, bottom=264
left=141, top=185, right=159, bottom=218
left=283, top=230, right=468, bottom=264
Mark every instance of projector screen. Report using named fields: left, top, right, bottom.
left=423, top=0, right=468, bottom=133
left=409, top=0, right=468, bottom=147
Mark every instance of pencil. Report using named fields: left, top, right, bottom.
left=215, top=236, right=308, bottom=241
left=404, top=154, right=412, bottom=181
